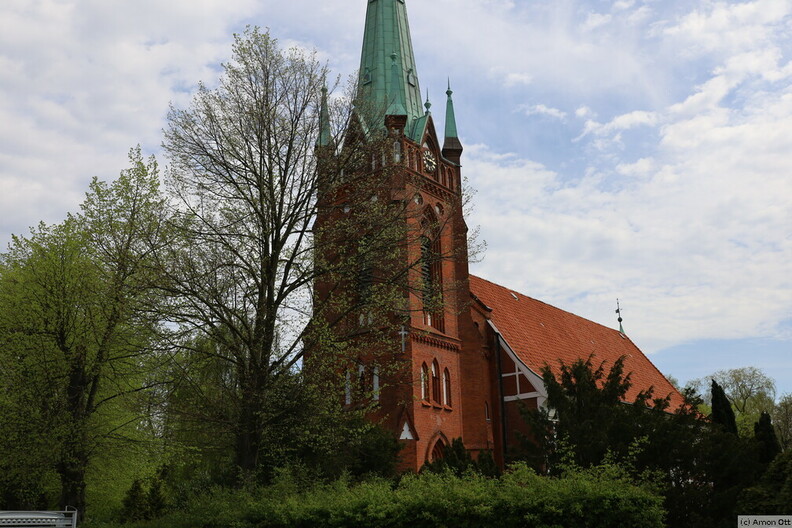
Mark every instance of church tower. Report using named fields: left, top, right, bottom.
left=318, top=0, right=475, bottom=471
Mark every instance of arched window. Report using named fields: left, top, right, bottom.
left=345, top=371, right=352, bottom=405
left=358, top=363, right=366, bottom=395
left=421, top=363, right=429, bottom=401
left=420, top=229, right=445, bottom=331
left=430, top=438, right=445, bottom=461
left=373, top=366, right=380, bottom=401
left=431, top=361, right=441, bottom=403
left=443, top=368, right=451, bottom=406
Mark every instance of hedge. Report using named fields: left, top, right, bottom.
left=85, top=464, right=664, bottom=528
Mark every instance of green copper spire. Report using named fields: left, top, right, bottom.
left=386, top=52, right=407, bottom=117
left=358, top=0, right=424, bottom=131
left=442, top=80, right=463, bottom=163
left=444, top=80, right=458, bottom=139
left=317, top=85, right=332, bottom=148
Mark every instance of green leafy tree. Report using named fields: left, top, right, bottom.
left=0, top=148, right=167, bottom=515
left=738, top=447, right=792, bottom=515
left=692, top=367, right=777, bottom=436
left=773, top=394, right=792, bottom=451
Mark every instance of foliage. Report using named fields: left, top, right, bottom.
left=754, top=411, right=781, bottom=465
left=0, top=147, right=167, bottom=515
left=422, top=438, right=500, bottom=478
left=83, top=465, right=664, bottom=528
left=522, top=356, right=763, bottom=528
left=121, top=480, right=148, bottom=522
left=738, top=447, right=792, bottom=515
left=691, top=367, right=777, bottom=437
left=518, top=355, right=675, bottom=471
left=774, top=393, right=792, bottom=451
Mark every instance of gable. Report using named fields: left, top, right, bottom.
left=469, top=275, right=685, bottom=410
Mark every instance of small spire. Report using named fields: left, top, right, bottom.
left=442, top=79, right=463, bottom=163
left=387, top=51, right=407, bottom=116
left=316, top=85, right=332, bottom=148
left=616, top=299, right=625, bottom=334
left=444, top=79, right=459, bottom=139
left=424, top=89, right=432, bottom=114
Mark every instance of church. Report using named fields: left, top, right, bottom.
left=319, top=0, right=683, bottom=472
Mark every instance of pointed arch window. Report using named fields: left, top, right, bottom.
left=358, top=363, right=367, bottom=395
left=443, top=368, right=451, bottom=406
left=430, top=438, right=445, bottom=462
left=431, top=360, right=441, bottom=403
left=420, top=223, right=445, bottom=331
left=357, top=235, right=374, bottom=327
left=373, top=366, right=380, bottom=401
left=420, top=363, right=429, bottom=401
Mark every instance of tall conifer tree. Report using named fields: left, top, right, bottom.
left=754, top=411, right=781, bottom=465
left=712, top=379, right=738, bottom=435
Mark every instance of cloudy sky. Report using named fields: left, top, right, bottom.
left=1, top=0, right=791, bottom=396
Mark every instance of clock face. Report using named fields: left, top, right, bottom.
left=423, top=150, right=437, bottom=173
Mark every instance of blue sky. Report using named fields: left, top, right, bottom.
left=1, top=0, right=790, bottom=397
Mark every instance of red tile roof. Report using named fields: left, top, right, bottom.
left=469, top=275, right=685, bottom=410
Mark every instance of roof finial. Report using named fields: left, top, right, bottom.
left=616, top=299, right=625, bottom=334
left=424, top=89, right=431, bottom=114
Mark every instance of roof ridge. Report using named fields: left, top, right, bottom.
left=469, top=274, right=625, bottom=337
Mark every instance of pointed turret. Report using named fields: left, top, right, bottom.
left=317, top=85, right=332, bottom=149
left=442, top=81, right=463, bottom=164
left=358, top=0, right=424, bottom=135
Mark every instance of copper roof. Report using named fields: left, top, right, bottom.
left=469, top=275, right=685, bottom=409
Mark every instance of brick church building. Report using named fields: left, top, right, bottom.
left=319, top=0, right=683, bottom=472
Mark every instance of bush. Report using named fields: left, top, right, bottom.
left=738, top=448, right=792, bottom=515
left=88, top=463, right=663, bottom=528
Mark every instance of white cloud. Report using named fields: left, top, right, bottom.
left=469, top=14, right=792, bottom=352
left=575, top=106, right=595, bottom=119
left=581, top=12, right=613, bottom=31
left=1, top=0, right=791, bottom=364
left=518, top=104, right=567, bottom=120
left=503, top=72, right=533, bottom=87
left=663, top=0, right=792, bottom=56
left=576, top=110, right=659, bottom=143
left=612, top=0, right=635, bottom=12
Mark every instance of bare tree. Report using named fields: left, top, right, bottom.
left=159, top=28, right=460, bottom=477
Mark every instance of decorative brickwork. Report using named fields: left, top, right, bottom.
left=313, top=0, right=685, bottom=473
